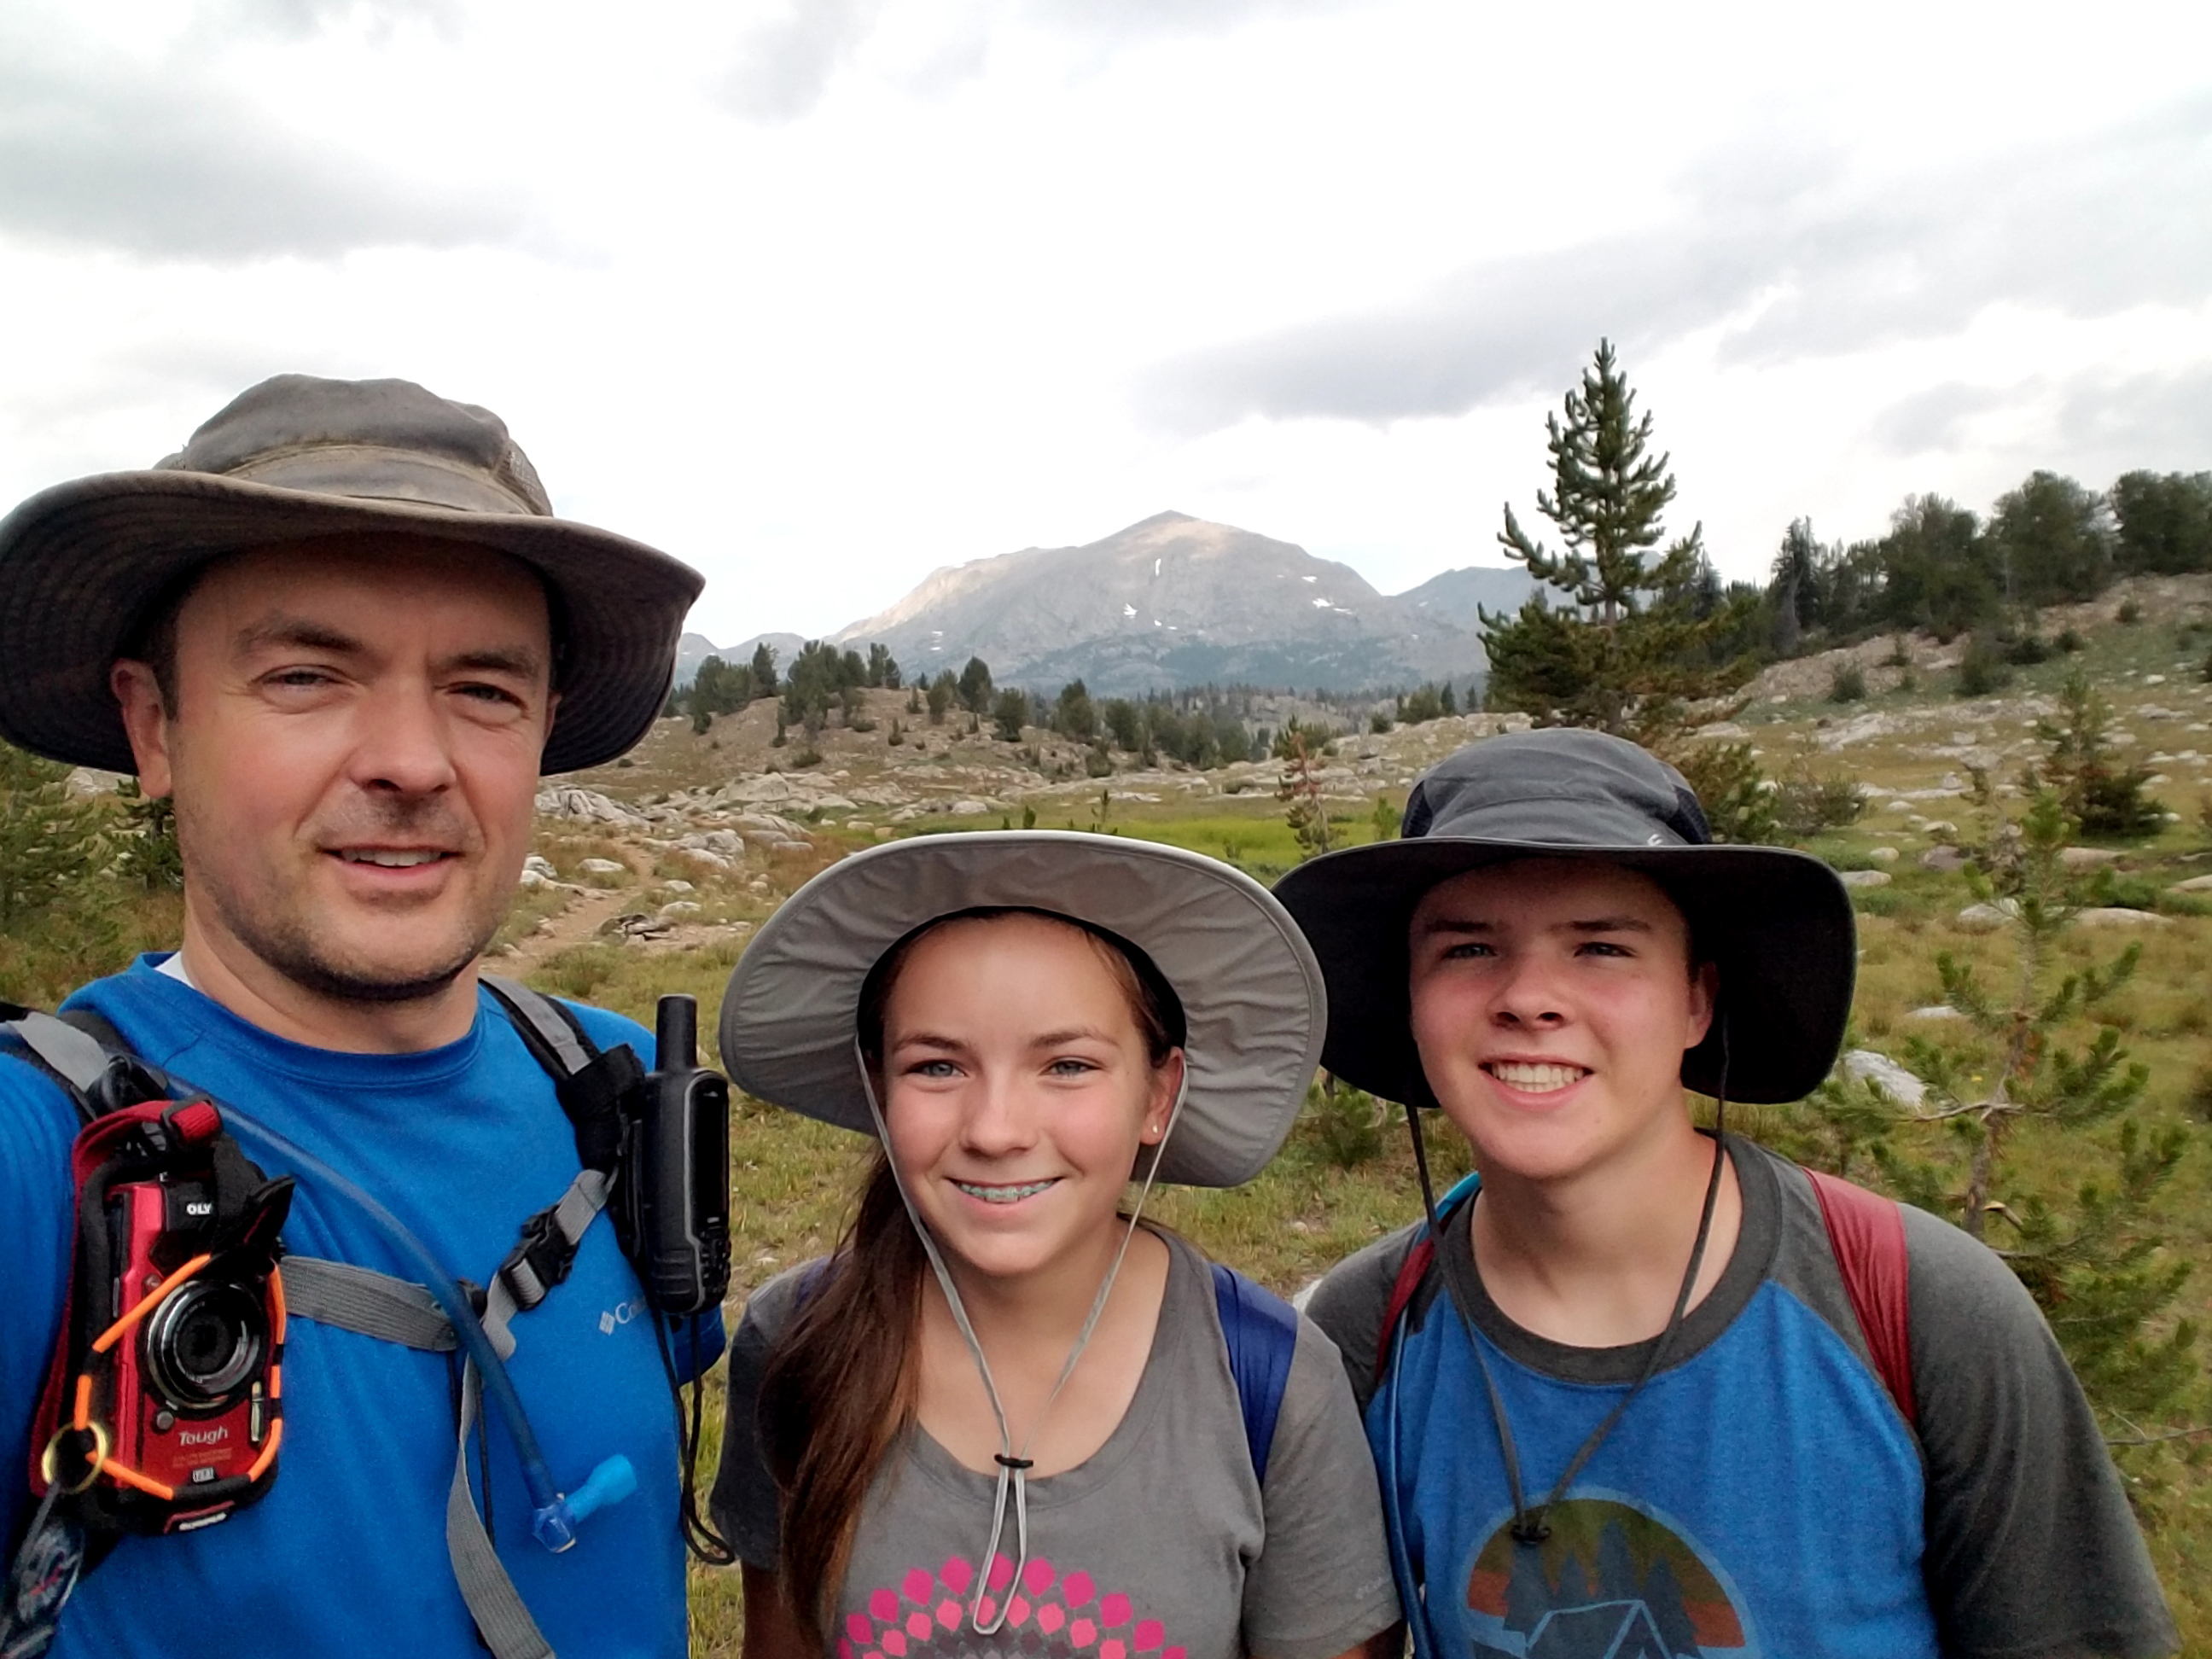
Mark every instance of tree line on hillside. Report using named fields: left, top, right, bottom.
left=672, top=639, right=905, bottom=736
left=675, top=630, right=1483, bottom=771
left=1479, top=337, right=2212, bottom=753
left=1766, top=469, right=2212, bottom=651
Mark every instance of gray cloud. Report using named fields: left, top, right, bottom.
left=2055, top=365, right=2212, bottom=470
left=1871, top=381, right=2027, bottom=456
left=197, top=0, right=461, bottom=40
left=0, top=26, right=528, bottom=259
left=717, top=0, right=888, bottom=122
left=1142, top=94, right=2212, bottom=433
left=719, top=0, right=1356, bottom=124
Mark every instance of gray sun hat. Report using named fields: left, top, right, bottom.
left=0, top=373, right=704, bottom=774
left=1274, top=727, right=1855, bottom=1106
left=719, top=830, right=1327, bottom=1187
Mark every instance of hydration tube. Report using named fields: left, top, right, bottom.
left=220, top=1105, right=634, bottom=1551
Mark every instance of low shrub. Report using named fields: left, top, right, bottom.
left=1776, top=772, right=1867, bottom=839
left=1829, top=662, right=1867, bottom=702
left=1955, top=635, right=2014, bottom=697
left=1302, top=1077, right=1391, bottom=1168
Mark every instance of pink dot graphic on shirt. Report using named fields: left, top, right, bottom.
left=859, top=1560, right=1181, bottom=1659
left=836, top=1640, right=853, bottom=1659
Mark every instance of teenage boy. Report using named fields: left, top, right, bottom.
left=1278, top=729, right=2175, bottom=1659
left=0, top=375, right=714, bottom=1656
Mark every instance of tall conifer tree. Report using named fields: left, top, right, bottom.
left=1481, top=341, right=1732, bottom=732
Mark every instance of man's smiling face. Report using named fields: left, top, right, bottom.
left=1407, top=858, right=1716, bottom=1187
left=122, top=533, right=556, bottom=1006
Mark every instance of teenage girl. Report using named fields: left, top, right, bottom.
left=712, top=832, right=1400, bottom=1659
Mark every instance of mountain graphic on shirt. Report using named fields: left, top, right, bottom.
left=1461, top=1497, right=1753, bottom=1658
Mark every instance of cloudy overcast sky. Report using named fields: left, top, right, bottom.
left=2, top=0, right=2208, bottom=643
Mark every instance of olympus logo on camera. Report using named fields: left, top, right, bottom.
left=176, top=1425, right=230, bottom=1447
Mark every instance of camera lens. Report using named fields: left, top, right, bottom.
left=144, top=1280, right=266, bottom=1410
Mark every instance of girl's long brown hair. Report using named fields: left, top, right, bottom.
left=754, top=909, right=1179, bottom=1643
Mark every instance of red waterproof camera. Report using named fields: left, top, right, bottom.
left=96, top=1174, right=280, bottom=1511
left=30, top=1096, right=291, bottom=1536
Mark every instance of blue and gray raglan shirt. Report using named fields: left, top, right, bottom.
left=0, top=957, right=724, bottom=1659
left=1307, top=1136, right=2177, bottom=1659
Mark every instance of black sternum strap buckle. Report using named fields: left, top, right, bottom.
left=495, top=1204, right=577, bottom=1313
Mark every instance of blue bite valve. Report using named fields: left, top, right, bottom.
left=531, top=1456, right=638, bottom=1553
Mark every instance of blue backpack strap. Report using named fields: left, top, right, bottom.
left=1210, top=1261, right=1299, bottom=1487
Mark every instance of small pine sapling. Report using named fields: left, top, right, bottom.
left=1277, top=725, right=1332, bottom=858
left=1843, top=778, right=2198, bottom=1430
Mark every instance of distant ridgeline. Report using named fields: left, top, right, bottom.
left=678, top=512, right=1530, bottom=698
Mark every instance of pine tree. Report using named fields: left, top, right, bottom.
left=1796, top=776, right=2198, bottom=1430
left=957, top=656, right=994, bottom=715
left=2035, top=666, right=2164, bottom=839
left=0, top=742, right=105, bottom=928
left=1482, top=341, right=1732, bottom=732
left=750, top=641, right=779, bottom=693
left=1276, top=722, right=1332, bottom=858
left=112, top=777, right=182, bottom=892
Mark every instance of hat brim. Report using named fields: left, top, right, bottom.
left=719, top=831, right=1328, bottom=1187
left=1273, top=837, right=1855, bottom=1106
left=0, top=470, right=703, bottom=774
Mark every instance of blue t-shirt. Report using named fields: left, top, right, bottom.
left=1307, top=1139, right=2176, bottom=1659
left=1, top=958, right=725, bottom=1658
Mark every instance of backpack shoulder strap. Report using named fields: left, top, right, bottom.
left=0, top=1004, right=158, bottom=1124
left=1372, top=1172, right=1482, bottom=1383
left=1210, top=1262, right=1298, bottom=1488
left=1804, top=1167, right=1918, bottom=1429
left=478, top=974, right=641, bottom=1174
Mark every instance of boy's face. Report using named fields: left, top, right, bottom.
left=1407, top=858, right=1716, bottom=1188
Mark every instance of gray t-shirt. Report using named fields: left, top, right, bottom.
left=1306, top=1136, right=2178, bottom=1659
left=715, top=1231, right=1400, bottom=1659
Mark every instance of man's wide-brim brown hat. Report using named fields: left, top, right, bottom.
left=0, top=374, right=704, bottom=775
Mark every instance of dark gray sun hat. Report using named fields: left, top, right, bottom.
left=1273, top=727, right=1854, bottom=1106
left=0, top=374, right=704, bottom=774
left=719, top=831, right=1328, bottom=1187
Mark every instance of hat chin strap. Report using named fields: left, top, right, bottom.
left=853, top=1043, right=1189, bottom=1633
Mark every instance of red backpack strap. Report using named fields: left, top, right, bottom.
left=1804, top=1167, right=1917, bottom=1429
left=1374, top=1235, right=1438, bottom=1382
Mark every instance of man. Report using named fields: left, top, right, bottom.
left=1278, top=729, right=2175, bottom=1659
left=0, top=375, right=714, bottom=1656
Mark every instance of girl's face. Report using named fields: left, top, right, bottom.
left=877, top=913, right=1183, bottom=1285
